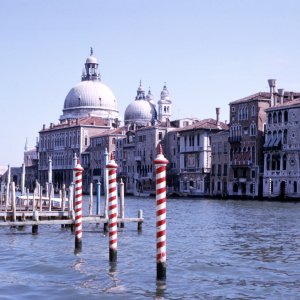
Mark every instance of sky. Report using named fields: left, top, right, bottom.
left=1, top=0, right=300, bottom=166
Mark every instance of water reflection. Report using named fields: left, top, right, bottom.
left=155, top=280, right=166, bottom=299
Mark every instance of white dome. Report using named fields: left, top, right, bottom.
left=124, top=99, right=157, bottom=125
left=61, top=80, right=119, bottom=120
left=86, top=56, right=98, bottom=64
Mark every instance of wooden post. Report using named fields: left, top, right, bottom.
left=119, top=179, right=125, bottom=228
left=26, top=188, right=29, bottom=208
left=48, top=183, right=52, bottom=212
left=154, top=144, right=169, bottom=281
left=39, top=186, right=43, bottom=212
left=74, top=160, right=84, bottom=252
left=106, top=153, right=118, bottom=262
left=62, top=184, right=66, bottom=211
left=96, top=181, right=101, bottom=216
left=21, top=163, right=25, bottom=196
left=32, top=193, right=36, bottom=212
left=11, top=182, right=16, bottom=222
left=68, top=183, right=74, bottom=212
left=138, top=209, right=143, bottom=231
left=89, top=182, right=93, bottom=216
left=32, top=211, right=39, bottom=235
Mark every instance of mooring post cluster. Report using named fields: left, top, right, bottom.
left=154, top=144, right=169, bottom=281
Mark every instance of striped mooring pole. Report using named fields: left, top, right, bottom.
left=154, top=144, right=169, bottom=281
left=106, top=152, right=118, bottom=262
left=74, top=159, right=84, bottom=252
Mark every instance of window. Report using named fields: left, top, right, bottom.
left=223, top=164, right=227, bottom=176
left=294, top=181, right=297, bottom=193
left=84, top=136, right=88, bottom=146
left=158, top=132, right=163, bottom=140
left=211, top=164, right=215, bottom=176
left=251, top=105, right=256, bottom=117
left=217, top=164, right=221, bottom=176
left=252, top=170, right=255, bottom=178
left=234, top=169, right=238, bottom=178
left=284, top=111, right=288, bottom=123
left=231, top=106, right=235, bottom=112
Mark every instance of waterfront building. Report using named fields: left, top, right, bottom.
left=210, top=129, right=229, bottom=197
left=263, top=94, right=300, bottom=198
left=176, top=109, right=228, bottom=196
left=89, top=127, right=126, bottom=190
left=227, top=89, right=270, bottom=198
left=38, top=50, right=119, bottom=192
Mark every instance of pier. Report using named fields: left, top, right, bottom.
left=0, top=181, right=143, bottom=231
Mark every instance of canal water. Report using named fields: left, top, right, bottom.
left=0, top=197, right=300, bottom=299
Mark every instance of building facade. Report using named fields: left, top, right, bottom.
left=228, top=92, right=271, bottom=198
left=210, top=130, right=229, bottom=197
left=263, top=97, right=300, bottom=198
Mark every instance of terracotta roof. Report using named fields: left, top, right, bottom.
left=40, top=116, right=111, bottom=132
left=266, top=98, right=300, bottom=111
left=177, top=118, right=228, bottom=132
left=90, top=127, right=126, bottom=138
left=230, top=92, right=270, bottom=105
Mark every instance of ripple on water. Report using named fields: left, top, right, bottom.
left=0, top=198, right=300, bottom=299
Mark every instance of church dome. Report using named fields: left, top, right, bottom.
left=124, top=100, right=157, bottom=125
left=60, top=49, right=119, bottom=121
left=124, top=82, right=157, bottom=125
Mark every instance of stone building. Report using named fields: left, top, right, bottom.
left=177, top=112, right=228, bottom=196
left=210, top=129, right=229, bottom=197
left=263, top=95, right=300, bottom=198
left=228, top=87, right=271, bottom=198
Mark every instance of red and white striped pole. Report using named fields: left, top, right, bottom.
left=154, top=144, right=169, bottom=281
left=74, top=159, right=84, bottom=252
left=106, top=152, right=118, bottom=262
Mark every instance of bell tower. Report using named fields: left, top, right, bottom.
left=158, top=83, right=172, bottom=122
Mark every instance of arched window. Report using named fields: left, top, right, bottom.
left=268, top=113, right=272, bottom=124
left=278, top=111, right=282, bottom=124
left=245, top=107, right=248, bottom=119
left=283, top=129, right=288, bottom=144
left=273, top=112, right=277, bottom=123
left=266, top=154, right=271, bottom=170
left=251, top=105, right=256, bottom=117
left=233, top=183, right=239, bottom=193
left=294, top=181, right=297, bottom=193
left=112, top=138, right=116, bottom=144
left=251, top=146, right=255, bottom=163
left=283, top=154, right=287, bottom=170
left=284, top=111, right=288, bottom=123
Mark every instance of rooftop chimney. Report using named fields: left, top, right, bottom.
left=216, top=107, right=220, bottom=126
left=268, top=79, right=276, bottom=106
left=43, top=124, right=45, bottom=130
left=278, top=88, right=284, bottom=105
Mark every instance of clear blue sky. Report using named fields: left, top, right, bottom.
left=1, top=0, right=300, bottom=166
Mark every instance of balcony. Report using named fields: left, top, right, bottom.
left=228, top=136, right=242, bottom=143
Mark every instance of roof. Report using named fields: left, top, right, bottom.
left=230, top=92, right=270, bottom=105
left=40, top=116, right=111, bottom=132
left=266, top=98, right=300, bottom=111
left=90, top=127, right=126, bottom=139
left=177, top=118, right=229, bottom=132
left=0, top=166, right=8, bottom=176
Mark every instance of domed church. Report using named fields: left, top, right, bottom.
left=124, top=81, right=157, bottom=127
left=60, top=48, right=119, bottom=121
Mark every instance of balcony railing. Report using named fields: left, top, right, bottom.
left=228, top=136, right=242, bottom=143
